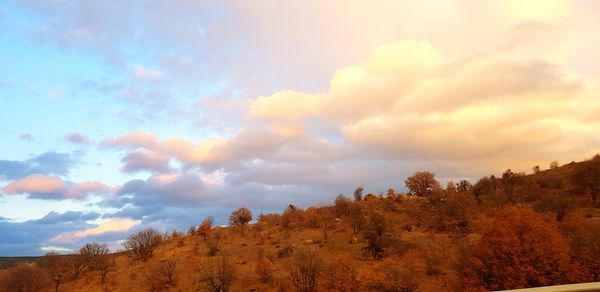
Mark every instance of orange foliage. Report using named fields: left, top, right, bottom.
left=461, top=207, right=584, bottom=290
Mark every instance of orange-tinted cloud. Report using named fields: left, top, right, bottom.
left=51, top=218, right=141, bottom=243
left=2, top=174, right=108, bottom=200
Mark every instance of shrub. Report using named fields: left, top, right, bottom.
left=147, top=260, right=177, bottom=291
left=288, top=249, right=323, bottom=292
left=198, top=256, right=237, bottom=292
left=324, top=258, right=359, bottom=292
left=122, top=228, right=163, bottom=261
left=255, top=257, right=274, bottom=283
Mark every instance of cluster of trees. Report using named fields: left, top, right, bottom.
left=2, top=155, right=600, bottom=291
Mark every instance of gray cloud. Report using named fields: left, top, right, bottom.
left=0, top=151, right=74, bottom=180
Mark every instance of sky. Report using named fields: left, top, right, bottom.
left=1, top=0, right=600, bottom=256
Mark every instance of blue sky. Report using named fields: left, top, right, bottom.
left=1, top=0, right=600, bottom=255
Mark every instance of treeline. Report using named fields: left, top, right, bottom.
left=1, top=155, right=600, bottom=291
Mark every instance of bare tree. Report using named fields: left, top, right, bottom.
left=229, top=207, right=252, bottom=236
left=353, top=187, right=364, bottom=201
left=148, top=260, right=177, bottom=291
left=347, top=204, right=364, bottom=234
left=39, top=252, right=70, bottom=292
left=198, top=256, right=237, bottom=292
left=122, top=228, right=163, bottom=261
left=0, top=263, right=51, bottom=292
left=288, top=248, right=323, bottom=292
left=198, top=216, right=214, bottom=241
left=405, top=171, right=440, bottom=197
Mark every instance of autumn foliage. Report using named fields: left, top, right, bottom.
left=460, top=207, right=584, bottom=290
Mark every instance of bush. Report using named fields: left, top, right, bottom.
left=324, top=258, right=359, bottom=292
left=198, top=256, right=237, bottom=292
left=147, top=260, right=177, bottom=291
left=207, top=240, right=221, bottom=257
left=255, top=257, right=274, bottom=283
left=288, top=249, right=323, bottom=292
left=122, top=228, right=163, bottom=261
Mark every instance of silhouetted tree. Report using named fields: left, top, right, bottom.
left=404, top=172, right=440, bottom=197
left=550, top=160, right=560, bottom=169
left=353, top=187, right=363, bottom=201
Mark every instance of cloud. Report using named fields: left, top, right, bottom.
left=64, top=132, right=91, bottom=144
left=0, top=151, right=74, bottom=180
left=131, top=65, right=163, bottom=80
left=121, top=150, right=171, bottom=173
left=19, top=133, right=33, bottom=141
left=51, top=218, right=141, bottom=243
left=0, top=211, right=102, bottom=256
left=250, top=40, right=600, bottom=171
left=2, top=174, right=108, bottom=200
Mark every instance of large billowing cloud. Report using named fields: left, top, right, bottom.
left=251, top=41, right=600, bottom=171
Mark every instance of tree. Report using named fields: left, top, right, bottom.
left=198, top=256, right=237, bottom=292
left=472, top=176, right=498, bottom=204
left=353, top=187, right=364, bottom=201
left=361, top=212, right=390, bottom=259
left=229, top=207, right=252, bottom=236
left=334, top=194, right=351, bottom=217
left=404, top=171, right=440, bottom=197
left=122, top=228, right=163, bottom=261
left=532, top=165, right=541, bottom=174
left=564, top=218, right=600, bottom=281
left=0, top=263, right=51, bottom=292
left=460, top=207, right=583, bottom=290
left=198, top=216, right=214, bottom=241
left=572, top=155, right=600, bottom=204
left=147, top=260, right=177, bottom=291
left=40, top=251, right=70, bottom=292
left=550, top=160, right=560, bottom=169
left=347, top=204, right=364, bottom=234
left=288, top=249, right=323, bottom=292
left=456, top=179, right=472, bottom=192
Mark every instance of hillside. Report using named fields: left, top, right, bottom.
left=2, top=156, right=600, bottom=291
